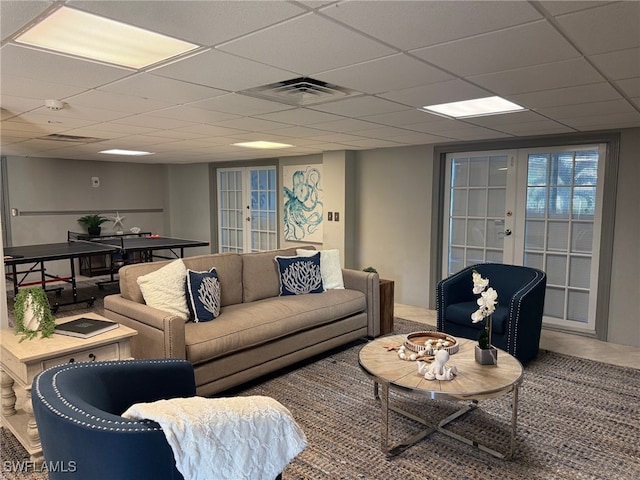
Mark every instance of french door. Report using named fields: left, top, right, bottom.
left=443, top=144, right=605, bottom=333
left=217, top=167, right=277, bottom=253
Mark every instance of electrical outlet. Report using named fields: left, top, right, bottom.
left=334, top=212, right=339, bottom=222
left=327, top=212, right=333, bottom=221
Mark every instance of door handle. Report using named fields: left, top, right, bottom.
left=498, top=229, right=512, bottom=237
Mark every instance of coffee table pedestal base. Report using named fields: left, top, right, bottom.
left=375, top=381, right=519, bottom=459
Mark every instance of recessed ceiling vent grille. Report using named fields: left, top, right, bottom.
left=41, top=134, right=104, bottom=143
left=240, top=77, right=360, bottom=106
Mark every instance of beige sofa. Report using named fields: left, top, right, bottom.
left=103, top=247, right=380, bottom=396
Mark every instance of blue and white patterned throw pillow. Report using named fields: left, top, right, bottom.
left=186, top=268, right=221, bottom=322
left=275, top=253, right=324, bottom=296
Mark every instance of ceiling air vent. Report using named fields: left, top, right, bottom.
left=41, top=134, right=104, bottom=143
left=239, top=77, right=360, bottom=106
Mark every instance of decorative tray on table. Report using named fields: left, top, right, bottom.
left=404, top=331, right=459, bottom=355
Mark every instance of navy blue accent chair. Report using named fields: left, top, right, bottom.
left=32, top=359, right=195, bottom=480
left=436, top=263, right=546, bottom=363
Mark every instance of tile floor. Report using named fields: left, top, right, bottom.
left=395, top=304, right=640, bottom=370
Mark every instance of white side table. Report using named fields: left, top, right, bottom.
left=1, top=313, right=137, bottom=462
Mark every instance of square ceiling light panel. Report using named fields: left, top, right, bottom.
left=15, top=6, right=199, bottom=69
left=421, top=96, right=526, bottom=119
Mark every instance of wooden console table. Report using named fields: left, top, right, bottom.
left=379, top=279, right=395, bottom=335
left=0, top=313, right=137, bottom=463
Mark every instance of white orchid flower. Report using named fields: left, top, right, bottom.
left=472, top=271, right=489, bottom=294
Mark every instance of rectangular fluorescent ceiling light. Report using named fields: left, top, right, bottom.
left=99, top=149, right=153, bottom=156
left=15, top=6, right=199, bottom=69
left=232, top=141, right=294, bottom=149
left=420, top=96, right=525, bottom=119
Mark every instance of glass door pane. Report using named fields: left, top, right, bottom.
left=443, top=152, right=510, bottom=275
left=249, top=167, right=277, bottom=252
left=218, top=169, right=244, bottom=253
left=217, top=166, right=277, bottom=253
left=518, top=146, right=603, bottom=332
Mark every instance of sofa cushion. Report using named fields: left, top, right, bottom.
left=296, top=248, right=344, bottom=289
left=242, top=247, right=310, bottom=303
left=275, top=253, right=324, bottom=296
left=136, top=259, right=189, bottom=320
left=183, top=254, right=242, bottom=307
left=186, top=268, right=221, bottom=323
left=119, top=253, right=243, bottom=308
left=184, top=289, right=366, bottom=364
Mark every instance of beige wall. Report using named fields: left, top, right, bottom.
left=354, top=145, right=434, bottom=307
left=608, top=128, right=640, bottom=346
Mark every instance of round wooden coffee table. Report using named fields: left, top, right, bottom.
left=359, top=334, right=523, bottom=458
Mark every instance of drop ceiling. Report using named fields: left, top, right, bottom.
left=1, top=0, right=638, bottom=164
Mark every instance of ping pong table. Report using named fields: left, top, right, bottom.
left=4, top=235, right=209, bottom=311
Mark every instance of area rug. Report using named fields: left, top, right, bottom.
left=2, top=317, right=639, bottom=479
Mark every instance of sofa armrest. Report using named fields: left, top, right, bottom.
left=103, top=294, right=186, bottom=360
left=342, top=269, right=380, bottom=337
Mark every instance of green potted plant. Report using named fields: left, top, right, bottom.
left=13, top=287, right=56, bottom=341
left=78, top=214, right=110, bottom=236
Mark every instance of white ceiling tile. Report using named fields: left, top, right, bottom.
left=469, top=58, right=605, bottom=95
left=67, top=90, right=173, bottom=114
left=92, top=122, right=158, bottom=136
left=314, top=54, right=453, bottom=94
left=378, top=132, right=453, bottom=145
left=68, top=0, right=306, bottom=46
left=218, top=13, right=396, bottom=75
left=100, top=73, right=227, bottom=104
left=561, top=111, right=640, bottom=130
left=537, top=99, right=638, bottom=120
left=337, top=137, right=407, bottom=149
left=111, top=114, right=197, bottom=130
left=589, top=48, right=640, bottom=81
left=464, top=110, right=552, bottom=128
left=555, top=1, right=640, bottom=55
left=616, top=78, right=640, bottom=98
left=9, top=111, right=100, bottom=129
left=361, top=109, right=437, bottom=126
left=380, top=79, right=493, bottom=108
left=0, top=73, right=89, bottom=100
left=0, top=44, right=132, bottom=88
left=307, top=118, right=384, bottom=133
left=509, top=83, right=623, bottom=109
left=320, top=1, right=541, bottom=50
left=211, top=117, right=289, bottom=132
left=490, top=121, right=576, bottom=136
left=440, top=126, right=512, bottom=141
left=256, top=108, right=345, bottom=125
left=0, top=0, right=53, bottom=41
left=172, top=124, right=249, bottom=138
left=352, top=125, right=426, bottom=140
left=538, top=1, right=612, bottom=17
left=147, top=106, right=239, bottom=124
left=189, top=93, right=293, bottom=116
left=261, top=126, right=329, bottom=138
left=0, top=94, right=43, bottom=117
left=150, top=49, right=293, bottom=92
left=412, top=20, right=579, bottom=77
left=309, top=96, right=408, bottom=117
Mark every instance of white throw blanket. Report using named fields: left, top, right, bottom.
left=122, top=395, right=307, bottom=480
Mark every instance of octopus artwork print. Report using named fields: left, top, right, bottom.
left=283, top=165, right=323, bottom=243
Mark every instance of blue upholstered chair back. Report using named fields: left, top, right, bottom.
left=436, top=263, right=546, bottom=363
left=32, top=359, right=196, bottom=480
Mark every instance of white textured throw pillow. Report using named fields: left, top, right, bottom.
left=136, top=259, right=189, bottom=320
left=296, top=248, right=344, bottom=289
